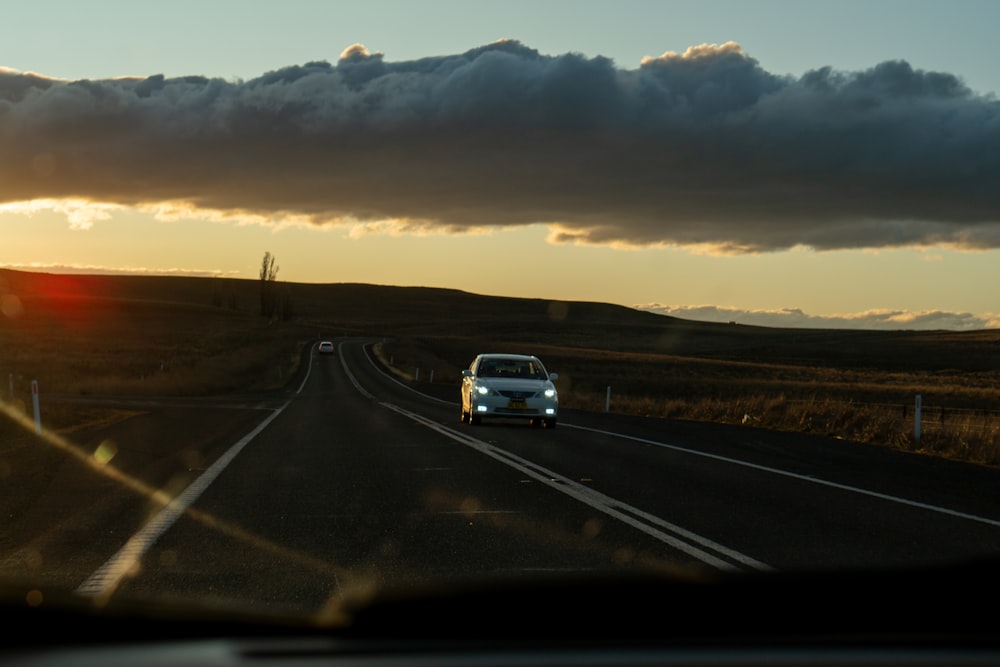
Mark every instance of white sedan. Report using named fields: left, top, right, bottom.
left=461, top=353, right=558, bottom=428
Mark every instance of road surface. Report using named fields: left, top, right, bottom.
left=4, top=339, right=1000, bottom=617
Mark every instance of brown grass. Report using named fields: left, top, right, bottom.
left=4, top=268, right=1000, bottom=467
left=1, top=287, right=312, bottom=397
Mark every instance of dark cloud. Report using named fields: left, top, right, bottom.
left=637, top=304, right=998, bottom=331
left=2, top=40, right=1000, bottom=251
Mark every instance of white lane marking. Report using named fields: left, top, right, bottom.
left=340, top=342, right=377, bottom=400
left=340, top=343, right=769, bottom=572
left=393, top=404, right=771, bottom=572
left=76, top=345, right=319, bottom=600
left=362, top=347, right=456, bottom=405
left=565, top=424, right=1000, bottom=530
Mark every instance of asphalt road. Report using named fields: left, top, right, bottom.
left=7, top=339, right=1000, bottom=618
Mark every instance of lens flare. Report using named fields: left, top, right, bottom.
left=93, top=440, right=118, bottom=465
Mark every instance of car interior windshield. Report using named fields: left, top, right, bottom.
left=6, top=3, right=1000, bottom=665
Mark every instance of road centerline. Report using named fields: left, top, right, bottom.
left=339, top=342, right=770, bottom=572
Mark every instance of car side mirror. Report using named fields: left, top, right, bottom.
left=548, top=373, right=558, bottom=381
left=462, top=369, right=473, bottom=378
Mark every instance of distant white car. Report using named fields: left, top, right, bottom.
left=461, top=353, right=558, bottom=428
left=318, top=341, right=334, bottom=354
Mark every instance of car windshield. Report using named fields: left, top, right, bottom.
left=3, top=0, right=1000, bottom=644
left=478, top=359, right=546, bottom=379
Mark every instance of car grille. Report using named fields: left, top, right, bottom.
left=498, top=390, right=537, bottom=399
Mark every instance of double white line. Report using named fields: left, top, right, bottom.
left=392, top=403, right=771, bottom=572
left=343, top=342, right=771, bottom=572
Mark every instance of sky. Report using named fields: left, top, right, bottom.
left=2, top=0, right=1000, bottom=330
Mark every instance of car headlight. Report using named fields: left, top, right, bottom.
left=476, top=384, right=491, bottom=396
left=544, top=388, right=556, bottom=398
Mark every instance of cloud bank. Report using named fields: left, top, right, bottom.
left=638, top=304, right=1000, bottom=331
left=3, top=40, right=1000, bottom=252
left=0, top=262, right=236, bottom=278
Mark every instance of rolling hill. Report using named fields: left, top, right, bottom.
left=3, top=268, right=1000, bottom=464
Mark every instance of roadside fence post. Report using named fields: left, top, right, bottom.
left=914, top=394, right=922, bottom=442
left=606, top=386, right=611, bottom=413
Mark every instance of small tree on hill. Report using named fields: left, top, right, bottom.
left=259, top=251, right=279, bottom=318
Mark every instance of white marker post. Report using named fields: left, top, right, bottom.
left=31, top=380, right=41, bottom=434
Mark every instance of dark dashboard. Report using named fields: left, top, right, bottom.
left=5, top=562, right=1000, bottom=665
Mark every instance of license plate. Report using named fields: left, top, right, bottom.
left=508, top=399, right=527, bottom=409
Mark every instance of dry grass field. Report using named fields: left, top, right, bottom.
left=3, top=268, right=1000, bottom=466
